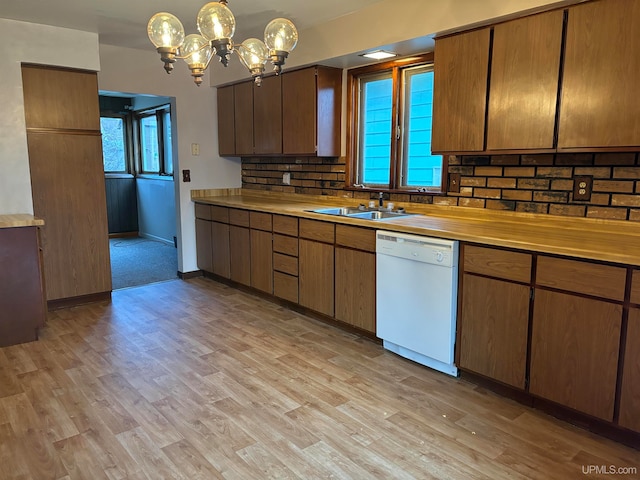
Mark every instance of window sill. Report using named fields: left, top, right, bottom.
left=136, top=174, right=175, bottom=181
left=345, top=186, right=444, bottom=195
left=105, top=173, right=134, bottom=179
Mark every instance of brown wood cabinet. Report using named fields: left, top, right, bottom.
left=432, top=28, right=491, bottom=153
left=282, top=66, right=342, bottom=156
left=299, top=219, right=334, bottom=317
left=0, top=226, right=46, bottom=346
left=558, top=0, right=640, bottom=149
left=233, top=80, right=254, bottom=155
left=272, top=215, right=299, bottom=303
left=250, top=212, right=273, bottom=294
left=334, top=225, right=376, bottom=333
left=195, top=218, right=213, bottom=273
left=619, top=308, right=640, bottom=432
left=458, top=245, right=532, bottom=388
left=22, top=65, right=111, bottom=303
left=211, top=222, right=231, bottom=279
left=486, top=9, right=563, bottom=150
left=195, top=204, right=231, bottom=278
left=229, top=209, right=251, bottom=286
left=216, top=85, right=235, bottom=156
left=529, top=288, right=622, bottom=421
left=254, top=75, right=282, bottom=154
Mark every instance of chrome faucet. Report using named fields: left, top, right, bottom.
left=379, top=191, right=384, bottom=208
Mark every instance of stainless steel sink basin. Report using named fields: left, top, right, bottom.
left=308, top=206, right=414, bottom=220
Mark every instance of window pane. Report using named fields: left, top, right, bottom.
left=163, top=110, right=173, bottom=175
left=100, top=117, right=126, bottom=172
left=358, top=74, right=392, bottom=185
left=140, top=115, right=160, bottom=173
left=402, top=67, right=443, bottom=188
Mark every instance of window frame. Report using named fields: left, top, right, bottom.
left=134, top=104, right=173, bottom=176
left=346, top=52, right=448, bottom=194
left=100, top=113, right=131, bottom=174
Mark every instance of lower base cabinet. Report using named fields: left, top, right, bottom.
left=619, top=308, right=640, bottom=431
left=299, top=239, right=334, bottom=317
left=229, top=225, right=251, bottom=286
left=250, top=229, right=273, bottom=294
left=335, top=247, right=376, bottom=333
left=211, top=222, right=231, bottom=278
left=195, top=218, right=213, bottom=273
left=529, top=289, right=622, bottom=421
left=459, top=274, right=529, bottom=388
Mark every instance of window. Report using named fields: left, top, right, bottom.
left=136, top=106, right=173, bottom=175
left=100, top=116, right=127, bottom=172
left=348, top=53, right=444, bottom=192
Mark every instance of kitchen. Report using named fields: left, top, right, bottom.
left=1, top=0, right=635, bottom=478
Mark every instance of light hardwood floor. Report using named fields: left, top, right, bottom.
left=0, top=277, right=638, bottom=479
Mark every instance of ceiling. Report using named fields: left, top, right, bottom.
left=0, top=0, right=387, bottom=52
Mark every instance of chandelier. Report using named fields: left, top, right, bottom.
left=147, top=0, right=298, bottom=86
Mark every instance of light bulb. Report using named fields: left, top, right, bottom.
left=147, top=12, right=185, bottom=49
left=238, top=38, right=268, bottom=70
left=197, top=2, right=236, bottom=41
left=181, top=34, right=212, bottom=67
left=264, top=18, right=298, bottom=53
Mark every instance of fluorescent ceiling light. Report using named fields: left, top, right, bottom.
left=360, top=50, right=397, bottom=60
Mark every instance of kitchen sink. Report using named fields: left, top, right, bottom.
left=308, top=206, right=414, bottom=220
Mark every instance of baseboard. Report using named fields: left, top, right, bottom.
left=138, top=232, right=175, bottom=246
left=178, top=270, right=204, bottom=279
left=47, top=291, right=111, bottom=311
left=109, top=231, right=138, bottom=238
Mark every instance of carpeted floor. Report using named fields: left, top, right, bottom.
left=109, top=237, right=178, bottom=290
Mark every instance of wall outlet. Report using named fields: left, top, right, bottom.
left=573, top=175, right=592, bottom=201
left=448, top=173, right=461, bottom=193
left=191, top=143, right=200, bottom=156
left=283, top=172, right=291, bottom=185
left=182, top=169, right=191, bottom=182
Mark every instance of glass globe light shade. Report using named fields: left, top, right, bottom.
left=197, top=2, right=236, bottom=41
left=181, top=34, right=212, bottom=67
left=147, top=12, right=185, bottom=49
left=237, top=38, right=269, bottom=71
left=264, top=18, right=298, bottom=53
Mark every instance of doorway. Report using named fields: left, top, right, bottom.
left=100, top=91, right=178, bottom=290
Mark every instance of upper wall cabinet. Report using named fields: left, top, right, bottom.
left=432, top=28, right=490, bottom=153
left=282, top=66, right=342, bottom=157
left=486, top=9, right=564, bottom=151
left=217, top=65, right=342, bottom=157
left=557, top=0, right=640, bottom=150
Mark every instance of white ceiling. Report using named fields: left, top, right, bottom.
left=0, top=0, right=386, bottom=51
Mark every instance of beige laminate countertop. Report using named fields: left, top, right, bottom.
left=0, top=214, right=44, bottom=229
left=192, top=191, right=640, bottom=267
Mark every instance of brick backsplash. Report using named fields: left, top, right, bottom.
left=241, top=152, right=640, bottom=221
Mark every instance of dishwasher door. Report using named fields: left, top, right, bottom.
left=376, top=231, right=458, bottom=376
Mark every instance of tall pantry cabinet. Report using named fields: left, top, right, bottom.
left=22, top=65, right=111, bottom=305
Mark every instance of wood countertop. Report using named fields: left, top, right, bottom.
left=0, top=214, right=44, bottom=229
left=192, top=190, right=640, bottom=267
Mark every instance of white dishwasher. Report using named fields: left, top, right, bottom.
left=376, top=231, right=459, bottom=377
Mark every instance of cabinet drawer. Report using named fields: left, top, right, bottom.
left=299, top=219, right=334, bottom=243
left=229, top=208, right=250, bottom=227
left=250, top=211, right=272, bottom=231
left=210, top=206, right=229, bottom=223
left=274, top=272, right=298, bottom=303
left=274, top=253, right=298, bottom=276
left=273, top=234, right=298, bottom=256
left=536, top=256, right=626, bottom=301
left=463, top=245, right=531, bottom=283
left=273, top=215, right=298, bottom=236
left=335, top=225, right=375, bottom=252
left=630, top=269, right=640, bottom=305
left=195, top=203, right=212, bottom=220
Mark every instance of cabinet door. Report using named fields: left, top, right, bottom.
left=282, top=67, right=316, bottom=155
left=530, top=289, right=622, bottom=421
left=432, top=28, right=490, bottom=153
left=335, top=247, right=376, bottom=333
left=619, top=308, right=640, bottom=432
left=459, top=274, right=530, bottom=388
left=229, top=225, right=251, bottom=286
left=234, top=80, right=254, bottom=155
left=299, top=239, right=334, bottom=317
left=486, top=10, right=563, bottom=150
left=254, top=75, right=282, bottom=154
left=558, top=0, right=640, bottom=149
left=217, top=85, right=236, bottom=156
left=195, top=218, right=213, bottom=273
left=250, top=229, right=273, bottom=293
left=211, top=221, right=230, bottom=279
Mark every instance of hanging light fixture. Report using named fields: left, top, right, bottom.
left=147, top=0, right=298, bottom=86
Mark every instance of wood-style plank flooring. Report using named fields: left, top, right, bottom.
left=0, top=278, right=638, bottom=479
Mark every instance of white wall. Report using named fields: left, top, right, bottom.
left=0, top=19, right=99, bottom=214
left=136, top=178, right=177, bottom=244
left=98, top=44, right=242, bottom=273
